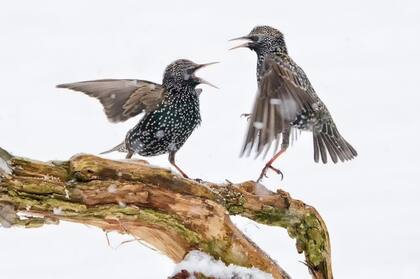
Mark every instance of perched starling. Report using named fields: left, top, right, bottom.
left=57, top=59, right=217, bottom=178
left=230, top=26, right=357, bottom=181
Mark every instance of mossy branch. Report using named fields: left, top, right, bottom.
left=0, top=147, right=332, bottom=279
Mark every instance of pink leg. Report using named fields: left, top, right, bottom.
left=257, top=148, right=287, bottom=182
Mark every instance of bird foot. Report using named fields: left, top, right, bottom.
left=256, top=164, right=284, bottom=182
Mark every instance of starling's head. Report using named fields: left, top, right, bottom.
left=230, top=25, right=287, bottom=55
left=163, top=59, right=218, bottom=90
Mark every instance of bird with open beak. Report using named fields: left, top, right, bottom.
left=57, top=59, right=218, bottom=178
left=230, top=26, right=357, bottom=182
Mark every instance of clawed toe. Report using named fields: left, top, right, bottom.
left=256, top=164, right=284, bottom=182
left=268, top=165, right=284, bottom=180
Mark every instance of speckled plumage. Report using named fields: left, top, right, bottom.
left=57, top=59, right=216, bottom=178
left=126, top=78, right=201, bottom=157
left=231, top=26, right=357, bottom=180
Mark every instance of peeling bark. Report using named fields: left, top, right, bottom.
left=0, top=147, right=332, bottom=279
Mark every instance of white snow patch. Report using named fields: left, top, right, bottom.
left=0, top=158, right=12, bottom=175
left=253, top=121, right=264, bottom=130
left=254, top=183, right=272, bottom=196
left=53, top=207, right=62, bottom=215
left=64, top=188, right=70, bottom=199
left=173, top=250, right=274, bottom=279
left=107, top=184, right=118, bottom=193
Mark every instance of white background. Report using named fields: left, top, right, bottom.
left=0, top=0, right=419, bottom=278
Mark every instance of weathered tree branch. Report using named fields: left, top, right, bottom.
left=0, top=147, right=332, bottom=279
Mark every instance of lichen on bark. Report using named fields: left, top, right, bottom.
left=0, top=149, right=332, bottom=279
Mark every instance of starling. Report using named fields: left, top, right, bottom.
left=230, top=26, right=357, bottom=181
left=57, top=59, right=218, bottom=178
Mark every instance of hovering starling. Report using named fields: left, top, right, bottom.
left=230, top=26, right=357, bottom=181
left=57, top=59, right=217, bottom=178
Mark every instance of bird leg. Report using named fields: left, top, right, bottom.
left=257, top=149, right=286, bottom=182
left=257, top=130, right=290, bottom=182
left=169, top=152, right=189, bottom=178
left=125, top=150, right=134, bottom=159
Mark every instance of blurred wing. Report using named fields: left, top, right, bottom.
left=241, top=56, right=317, bottom=157
left=57, top=79, right=165, bottom=122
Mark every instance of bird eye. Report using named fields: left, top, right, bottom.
left=249, top=35, right=260, bottom=42
left=187, top=67, right=195, bottom=74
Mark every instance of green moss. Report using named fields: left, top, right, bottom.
left=15, top=217, right=47, bottom=228
left=221, top=189, right=246, bottom=216
left=137, top=209, right=202, bottom=245
left=0, top=192, right=87, bottom=213
left=252, top=206, right=326, bottom=269
left=228, top=205, right=244, bottom=214
left=43, top=198, right=87, bottom=212
left=254, top=206, right=300, bottom=227
left=11, top=157, right=69, bottom=181
left=202, top=238, right=226, bottom=257
left=0, top=147, right=12, bottom=160
left=15, top=180, right=66, bottom=195
left=200, top=238, right=239, bottom=266
left=199, top=236, right=253, bottom=268
left=77, top=206, right=202, bottom=245
left=195, top=274, right=211, bottom=279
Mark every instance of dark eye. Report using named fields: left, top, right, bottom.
left=249, top=35, right=260, bottom=42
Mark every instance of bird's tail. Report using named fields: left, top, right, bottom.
left=100, top=142, right=128, bottom=155
left=313, top=125, right=357, bottom=164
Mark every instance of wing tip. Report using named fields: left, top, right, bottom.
left=56, top=83, right=71, bottom=89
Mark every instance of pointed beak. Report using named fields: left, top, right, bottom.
left=229, top=36, right=252, bottom=50
left=197, top=77, right=219, bottom=89
left=195, top=61, right=219, bottom=70
left=194, top=62, right=219, bottom=89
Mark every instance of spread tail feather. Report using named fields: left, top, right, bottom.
left=313, top=130, right=357, bottom=164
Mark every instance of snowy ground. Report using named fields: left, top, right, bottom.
left=1, top=0, right=419, bottom=278
left=173, top=250, right=273, bottom=279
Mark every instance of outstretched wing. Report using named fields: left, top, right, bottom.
left=57, top=79, right=166, bottom=122
left=241, top=55, right=317, bottom=157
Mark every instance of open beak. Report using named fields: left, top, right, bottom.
left=229, top=36, right=252, bottom=50
left=194, top=62, right=219, bottom=89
